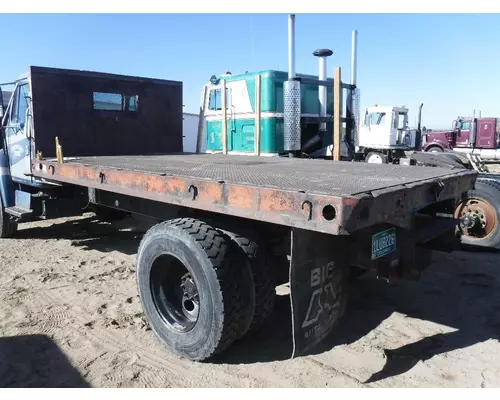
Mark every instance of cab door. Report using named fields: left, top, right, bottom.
left=454, top=120, right=470, bottom=147
left=476, top=118, right=496, bottom=149
left=3, top=80, right=33, bottom=184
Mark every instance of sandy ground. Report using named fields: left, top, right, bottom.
left=2, top=159, right=500, bottom=388
left=0, top=212, right=499, bottom=389
left=2, top=161, right=500, bottom=388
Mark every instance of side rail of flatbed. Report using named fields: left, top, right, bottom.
left=30, top=154, right=477, bottom=361
left=31, top=154, right=476, bottom=235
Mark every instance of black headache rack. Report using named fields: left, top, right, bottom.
left=28, top=66, right=184, bottom=158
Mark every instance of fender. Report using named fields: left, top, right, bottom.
left=424, top=141, right=451, bottom=151
left=423, top=140, right=449, bottom=151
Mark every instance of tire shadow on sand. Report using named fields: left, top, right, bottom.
left=0, top=334, right=90, bottom=388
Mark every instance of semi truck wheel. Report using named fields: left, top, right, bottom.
left=365, top=152, right=387, bottom=164
left=0, top=196, right=17, bottom=238
left=136, top=218, right=255, bottom=361
left=454, top=179, right=500, bottom=250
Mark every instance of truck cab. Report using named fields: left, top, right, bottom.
left=355, top=105, right=422, bottom=163
left=357, top=105, right=416, bottom=150
left=0, top=65, right=184, bottom=227
left=1, top=74, right=39, bottom=187
left=423, top=116, right=500, bottom=160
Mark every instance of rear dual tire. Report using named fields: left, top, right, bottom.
left=136, top=218, right=274, bottom=361
left=222, top=230, right=276, bottom=334
left=455, top=179, right=500, bottom=250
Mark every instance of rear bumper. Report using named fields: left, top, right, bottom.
left=349, top=214, right=461, bottom=281
left=341, top=169, right=477, bottom=233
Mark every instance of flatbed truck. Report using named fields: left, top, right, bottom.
left=1, top=65, right=477, bottom=361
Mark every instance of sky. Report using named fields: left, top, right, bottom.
left=1, top=13, right=499, bottom=129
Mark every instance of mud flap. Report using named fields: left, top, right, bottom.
left=289, top=228, right=349, bottom=358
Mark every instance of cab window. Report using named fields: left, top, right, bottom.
left=9, top=83, right=29, bottom=128
left=370, top=112, right=386, bottom=125
left=208, top=87, right=230, bottom=111
left=457, top=121, right=471, bottom=130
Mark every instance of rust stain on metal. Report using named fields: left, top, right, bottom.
left=226, top=186, right=254, bottom=209
left=260, top=190, right=296, bottom=213
left=33, top=161, right=347, bottom=234
left=343, top=198, right=358, bottom=206
left=32, top=159, right=476, bottom=236
left=198, top=183, right=223, bottom=205
left=165, top=178, right=185, bottom=195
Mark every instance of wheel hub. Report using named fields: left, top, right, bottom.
left=367, top=154, right=383, bottom=164
left=149, top=254, right=200, bottom=333
left=455, top=197, right=497, bottom=239
left=180, top=273, right=199, bottom=319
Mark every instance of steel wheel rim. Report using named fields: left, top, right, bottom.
left=455, top=197, right=498, bottom=240
left=367, top=154, right=383, bottom=164
left=149, top=254, right=200, bottom=332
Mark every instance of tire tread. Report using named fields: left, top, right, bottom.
left=138, top=217, right=252, bottom=359
left=225, top=232, right=276, bottom=334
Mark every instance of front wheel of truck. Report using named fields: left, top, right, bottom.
left=0, top=195, right=17, bottom=238
left=455, top=179, right=500, bottom=250
left=136, top=218, right=255, bottom=361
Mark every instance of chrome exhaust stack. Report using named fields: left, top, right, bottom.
left=284, top=14, right=301, bottom=156
left=313, top=49, right=333, bottom=134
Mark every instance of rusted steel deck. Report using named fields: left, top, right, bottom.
left=32, top=154, right=477, bottom=234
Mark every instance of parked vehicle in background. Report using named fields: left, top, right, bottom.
left=355, top=103, right=423, bottom=164
left=0, top=90, right=11, bottom=109
left=422, top=114, right=500, bottom=160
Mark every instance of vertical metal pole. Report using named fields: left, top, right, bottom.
left=254, top=74, right=261, bottom=155
left=346, top=30, right=358, bottom=158
left=221, top=80, right=227, bottom=154
left=313, top=49, right=332, bottom=133
left=196, top=86, right=207, bottom=154
left=55, top=137, right=63, bottom=164
left=351, top=30, right=358, bottom=87
left=345, top=91, right=353, bottom=158
left=284, top=13, right=301, bottom=157
left=333, top=67, right=342, bottom=161
left=288, top=14, right=296, bottom=80
left=318, top=57, right=327, bottom=133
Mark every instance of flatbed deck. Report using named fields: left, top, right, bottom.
left=32, top=154, right=477, bottom=234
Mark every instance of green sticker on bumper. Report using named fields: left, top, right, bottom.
left=371, top=228, right=396, bottom=260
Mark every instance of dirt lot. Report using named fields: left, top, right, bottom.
left=0, top=213, right=499, bottom=388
